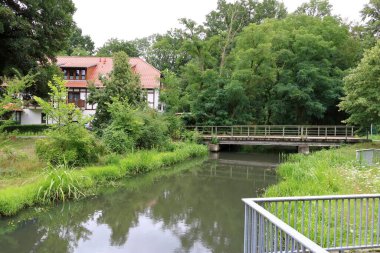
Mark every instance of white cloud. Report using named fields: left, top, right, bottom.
left=73, top=0, right=369, bottom=48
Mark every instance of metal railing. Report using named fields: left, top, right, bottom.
left=189, top=125, right=356, bottom=139
left=243, top=194, right=380, bottom=253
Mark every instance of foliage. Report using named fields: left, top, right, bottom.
left=361, top=0, right=380, bottom=39
left=266, top=142, right=380, bottom=197
left=0, top=0, right=75, bottom=75
left=2, top=124, right=50, bottom=134
left=102, top=98, right=169, bottom=153
left=96, top=38, right=139, bottom=57
left=89, top=52, right=144, bottom=130
left=230, top=15, right=360, bottom=125
left=37, top=166, right=87, bottom=203
left=35, top=124, right=102, bottom=166
left=34, top=76, right=101, bottom=166
left=210, top=136, right=219, bottom=145
left=0, top=143, right=207, bottom=216
left=294, top=0, right=333, bottom=17
left=0, top=73, right=34, bottom=129
left=64, top=25, right=95, bottom=56
left=339, top=41, right=380, bottom=128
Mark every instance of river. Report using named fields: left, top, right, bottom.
left=0, top=152, right=278, bottom=253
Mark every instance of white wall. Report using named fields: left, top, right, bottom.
left=21, top=109, right=43, bottom=125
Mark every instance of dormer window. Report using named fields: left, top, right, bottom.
left=62, top=68, right=87, bottom=80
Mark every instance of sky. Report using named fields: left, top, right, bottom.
left=73, top=0, right=369, bottom=48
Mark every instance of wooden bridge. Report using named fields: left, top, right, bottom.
left=189, top=125, right=369, bottom=153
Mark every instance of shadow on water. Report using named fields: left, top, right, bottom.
left=0, top=152, right=278, bottom=253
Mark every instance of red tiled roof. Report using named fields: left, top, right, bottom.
left=56, top=56, right=161, bottom=89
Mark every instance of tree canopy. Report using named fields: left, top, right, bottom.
left=96, top=38, right=139, bottom=57
left=339, top=41, right=380, bottom=128
left=0, top=0, right=75, bottom=75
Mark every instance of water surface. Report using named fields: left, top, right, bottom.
left=0, top=152, right=278, bottom=253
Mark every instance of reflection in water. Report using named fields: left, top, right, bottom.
left=0, top=152, right=278, bottom=253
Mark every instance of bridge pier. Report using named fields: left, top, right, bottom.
left=298, top=145, right=310, bottom=155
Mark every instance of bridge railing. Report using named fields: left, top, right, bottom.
left=188, top=125, right=356, bottom=139
left=243, top=194, right=380, bottom=253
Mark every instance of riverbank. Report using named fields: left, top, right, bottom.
left=265, top=142, right=380, bottom=198
left=0, top=142, right=208, bottom=216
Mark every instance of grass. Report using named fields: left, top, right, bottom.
left=0, top=142, right=208, bottom=216
left=263, top=142, right=380, bottom=247
left=265, top=142, right=380, bottom=198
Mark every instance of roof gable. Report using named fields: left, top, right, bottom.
left=56, top=56, right=161, bottom=89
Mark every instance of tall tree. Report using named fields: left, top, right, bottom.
left=64, top=25, right=95, bottom=56
left=0, top=0, right=75, bottom=75
left=339, top=41, right=380, bottom=128
left=96, top=38, right=139, bottom=57
left=361, top=0, right=380, bottom=38
left=89, top=52, right=144, bottom=130
left=295, top=0, right=332, bottom=17
left=232, top=15, right=360, bottom=124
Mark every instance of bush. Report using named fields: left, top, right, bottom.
left=2, top=124, right=50, bottom=134
left=102, top=127, right=135, bottom=154
left=136, top=111, right=169, bottom=149
left=36, top=124, right=103, bottom=166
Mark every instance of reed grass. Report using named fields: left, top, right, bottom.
left=0, top=143, right=208, bottom=216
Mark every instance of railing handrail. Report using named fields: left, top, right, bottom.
left=248, top=194, right=380, bottom=203
left=188, top=125, right=355, bottom=128
left=243, top=198, right=329, bottom=253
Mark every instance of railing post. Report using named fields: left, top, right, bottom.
left=334, top=126, right=337, bottom=136
left=269, top=126, right=271, bottom=136
left=231, top=126, right=234, bottom=137
left=283, top=126, right=285, bottom=137
left=352, top=126, right=354, bottom=137
left=216, top=126, right=218, bottom=136
left=248, top=126, right=250, bottom=137
left=318, top=126, right=320, bottom=137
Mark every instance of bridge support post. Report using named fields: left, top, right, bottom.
left=298, top=145, right=310, bottom=155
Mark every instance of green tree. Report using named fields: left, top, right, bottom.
left=361, top=0, right=380, bottom=38
left=89, top=52, right=144, bottom=130
left=339, top=41, right=380, bottom=128
left=96, top=38, right=139, bottom=57
left=232, top=15, right=360, bottom=124
left=0, top=73, right=34, bottom=127
left=0, top=0, right=75, bottom=75
left=64, top=25, right=95, bottom=56
left=34, top=76, right=100, bottom=166
left=295, top=0, right=333, bottom=17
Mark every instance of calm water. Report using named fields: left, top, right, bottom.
left=0, top=152, right=278, bottom=253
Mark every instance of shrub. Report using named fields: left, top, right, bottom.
left=36, top=124, right=103, bottom=166
left=136, top=111, right=169, bottom=149
left=102, top=127, right=135, bottom=154
left=2, top=124, right=50, bottom=134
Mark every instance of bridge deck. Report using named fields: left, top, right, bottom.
left=203, top=135, right=367, bottom=146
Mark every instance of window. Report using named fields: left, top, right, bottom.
left=62, top=68, right=87, bottom=80
left=41, top=113, right=47, bottom=124
left=14, top=111, right=21, bottom=124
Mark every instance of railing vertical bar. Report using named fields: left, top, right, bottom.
left=377, top=198, right=380, bottom=245
left=294, top=201, right=298, bottom=230
left=321, top=200, right=325, bottom=247
left=371, top=197, right=375, bottom=246
left=244, top=205, right=248, bottom=253
left=334, top=198, right=338, bottom=247
left=279, top=228, right=283, bottom=253
left=302, top=200, right=305, bottom=235
left=315, top=200, right=318, bottom=242
left=340, top=199, right=344, bottom=248
left=309, top=201, right=312, bottom=239
left=347, top=199, right=350, bottom=248
left=359, top=198, right=363, bottom=246
left=327, top=199, right=331, bottom=249
left=288, top=201, right=291, bottom=225
left=365, top=198, right=369, bottom=246
left=274, top=223, right=278, bottom=253
left=253, top=209, right=257, bottom=253
left=353, top=199, right=357, bottom=246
